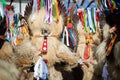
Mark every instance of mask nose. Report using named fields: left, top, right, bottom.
left=41, top=29, right=50, bottom=36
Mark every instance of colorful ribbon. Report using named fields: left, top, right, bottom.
left=52, top=0, right=60, bottom=22
left=84, top=10, right=88, bottom=32
left=1, top=0, right=6, bottom=8
left=68, top=28, right=76, bottom=47
left=62, top=26, right=69, bottom=46
left=44, top=0, right=52, bottom=24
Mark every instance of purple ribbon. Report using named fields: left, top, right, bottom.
left=44, top=0, right=52, bottom=24
left=102, top=62, right=111, bottom=80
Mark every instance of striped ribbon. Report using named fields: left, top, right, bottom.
left=68, top=28, right=76, bottom=47
left=87, top=8, right=94, bottom=32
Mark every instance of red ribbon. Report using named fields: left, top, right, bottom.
left=37, top=0, right=40, bottom=10
left=77, top=9, right=84, bottom=29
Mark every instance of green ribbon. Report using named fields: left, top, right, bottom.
left=91, top=8, right=96, bottom=33
left=1, top=0, right=6, bottom=8
left=52, top=4, right=57, bottom=20
left=84, top=10, right=88, bottom=32
left=40, top=0, right=44, bottom=7
left=111, top=0, right=117, bottom=9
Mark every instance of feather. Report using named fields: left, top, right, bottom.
left=24, top=2, right=33, bottom=21
left=57, top=0, right=67, bottom=25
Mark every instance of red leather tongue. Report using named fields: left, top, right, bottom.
left=84, top=44, right=90, bottom=59
left=42, top=38, right=48, bottom=53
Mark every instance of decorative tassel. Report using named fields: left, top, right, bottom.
left=41, top=38, right=48, bottom=53
left=34, top=56, right=48, bottom=80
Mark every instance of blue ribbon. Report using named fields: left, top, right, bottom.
left=68, top=28, right=76, bottom=47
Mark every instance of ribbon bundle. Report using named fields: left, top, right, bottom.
left=62, top=3, right=76, bottom=47
left=6, top=14, right=29, bottom=46
left=32, top=0, right=60, bottom=24
left=97, top=0, right=120, bottom=14
left=77, top=8, right=97, bottom=33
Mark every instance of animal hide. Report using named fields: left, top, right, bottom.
left=93, top=13, right=120, bottom=80
left=76, top=13, right=101, bottom=80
